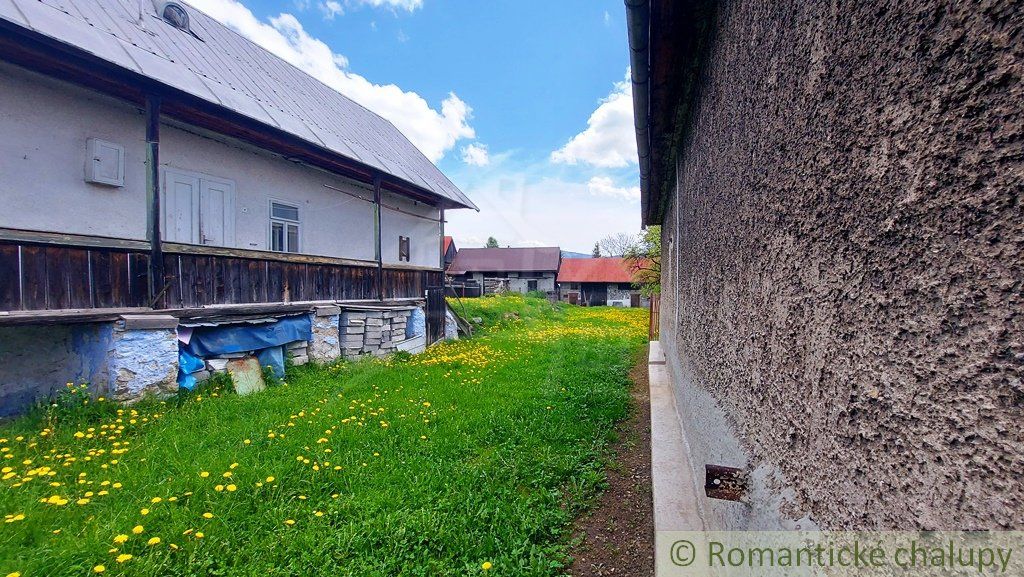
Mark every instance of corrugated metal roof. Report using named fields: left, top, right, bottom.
left=448, top=247, right=561, bottom=275
left=557, top=257, right=635, bottom=283
left=0, top=0, right=476, bottom=210
left=443, top=236, right=454, bottom=254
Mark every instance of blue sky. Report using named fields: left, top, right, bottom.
left=190, top=0, right=641, bottom=252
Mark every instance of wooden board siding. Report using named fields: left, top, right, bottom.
left=0, top=242, right=150, bottom=311
left=0, top=240, right=437, bottom=313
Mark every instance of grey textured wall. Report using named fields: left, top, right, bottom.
left=661, top=0, right=1023, bottom=529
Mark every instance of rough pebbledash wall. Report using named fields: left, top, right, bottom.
left=660, top=0, right=1023, bottom=529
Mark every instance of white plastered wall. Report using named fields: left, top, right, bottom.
left=0, top=62, right=148, bottom=240
left=0, top=61, right=444, bottom=266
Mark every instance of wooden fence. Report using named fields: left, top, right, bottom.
left=649, top=294, right=660, bottom=340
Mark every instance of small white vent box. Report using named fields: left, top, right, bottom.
left=85, top=138, right=125, bottom=187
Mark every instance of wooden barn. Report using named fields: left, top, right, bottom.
left=0, top=0, right=475, bottom=413
left=556, top=257, right=647, bottom=307
left=448, top=247, right=561, bottom=295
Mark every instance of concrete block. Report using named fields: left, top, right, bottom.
left=206, top=358, right=229, bottom=372
left=314, top=305, right=341, bottom=317
left=119, top=314, right=179, bottom=330
left=286, top=340, right=307, bottom=351
left=365, top=318, right=384, bottom=327
left=345, top=326, right=365, bottom=334
left=290, top=355, right=309, bottom=366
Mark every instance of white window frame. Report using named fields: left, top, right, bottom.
left=268, top=199, right=301, bottom=254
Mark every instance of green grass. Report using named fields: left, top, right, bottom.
left=0, top=296, right=647, bottom=576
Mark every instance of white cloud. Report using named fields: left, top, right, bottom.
left=444, top=163, right=644, bottom=252
left=318, top=1, right=343, bottom=19
left=187, top=0, right=473, bottom=162
left=551, top=74, right=637, bottom=168
left=586, top=176, right=640, bottom=201
left=603, top=10, right=611, bottom=26
left=293, top=0, right=310, bottom=10
left=460, top=143, right=490, bottom=166
left=357, top=0, right=422, bottom=11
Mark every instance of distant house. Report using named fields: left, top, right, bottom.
left=557, top=258, right=646, bottom=307
left=443, top=236, right=457, bottom=270
left=448, top=247, right=561, bottom=294
left=0, top=0, right=475, bottom=413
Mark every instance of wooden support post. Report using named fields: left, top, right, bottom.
left=145, top=95, right=164, bottom=307
left=373, top=174, right=383, bottom=302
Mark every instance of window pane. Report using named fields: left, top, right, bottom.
left=271, top=222, right=284, bottom=252
left=271, top=202, right=299, bottom=221
left=287, top=224, right=299, bottom=253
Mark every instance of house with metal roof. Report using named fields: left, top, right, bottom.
left=448, top=247, right=561, bottom=295
left=0, top=0, right=474, bottom=412
left=556, top=257, right=646, bottom=307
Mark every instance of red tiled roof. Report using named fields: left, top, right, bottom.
left=448, top=247, right=561, bottom=274
left=443, top=236, right=454, bottom=254
left=557, top=257, right=636, bottom=283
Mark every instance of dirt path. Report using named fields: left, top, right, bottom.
left=567, top=346, right=654, bottom=576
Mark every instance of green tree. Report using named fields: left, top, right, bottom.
left=591, top=242, right=601, bottom=258
left=485, top=237, right=499, bottom=248
left=625, top=226, right=661, bottom=297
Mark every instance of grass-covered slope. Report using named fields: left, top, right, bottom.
left=0, top=297, right=647, bottom=576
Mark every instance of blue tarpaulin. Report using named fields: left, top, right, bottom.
left=176, top=349, right=206, bottom=391
left=176, top=315, right=311, bottom=390
left=181, top=316, right=311, bottom=357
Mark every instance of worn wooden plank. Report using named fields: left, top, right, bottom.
left=66, top=248, right=92, bottom=309
left=128, top=253, right=150, bottom=307
left=0, top=244, right=21, bottom=310
left=44, top=246, right=70, bottom=309
left=266, top=261, right=284, bottom=302
left=20, top=245, right=47, bottom=310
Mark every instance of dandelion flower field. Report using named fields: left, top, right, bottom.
left=0, top=296, right=647, bottom=576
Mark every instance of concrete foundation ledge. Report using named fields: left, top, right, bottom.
left=649, top=340, right=704, bottom=574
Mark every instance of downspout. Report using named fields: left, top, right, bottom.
left=145, top=95, right=164, bottom=307
left=439, top=206, right=446, bottom=287
left=625, top=0, right=651, bottom=224
left=373, top=174, right=383, bottom=302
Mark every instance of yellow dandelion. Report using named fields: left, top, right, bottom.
left=76, top=498, right=90, bottom=506
left=482, top=561, right=493, bottom=571
left=140, top=508, right=150, bottom=515
left=131, top=525, right=144, bottom=535
left=150, top=497, right=162, bottom=504
left=194, top=532, right=204, bottom=539
left=115, top=554, right=133, bottom=563
left=214, top=485, right=224, bottom=492
left=93, top=566, right=106, bottom=574
left=199, top=471, right=210, bottom=478
left=284, top=519, right=296, bottom=526
left=265, top=476, right=275, bottom=483
left=113, top=534, right=129, bottom=544
left=202, top=512, right=213, bottom=519
left=146, top=537, right=161, bottom=546
left=226, top=484, right=237, bottom=492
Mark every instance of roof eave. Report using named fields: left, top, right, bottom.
left=0, top=18, right=476, bottom=211
left=626, top=0, right=718, bottom=226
